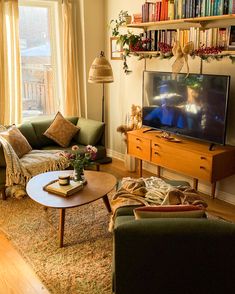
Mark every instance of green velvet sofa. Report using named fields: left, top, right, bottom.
left=112, top=181, right=235, bottom=294
left=0, top=116, right=106, bottom=199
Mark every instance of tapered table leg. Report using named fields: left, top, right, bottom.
left=59, top=208, right=65, bottom=248
left=193, top=178, right=198, bottom=191
left=102, top=194, right=112, bottom=213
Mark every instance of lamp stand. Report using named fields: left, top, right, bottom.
left=102, top=83, right=105, bottom=123
left=100, top=83, right=112, bottom=164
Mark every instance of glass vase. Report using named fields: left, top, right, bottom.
left=73, top=167, right=85, bottom=182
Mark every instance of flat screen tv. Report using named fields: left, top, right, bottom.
left=142, top=71, right=230, bottom=145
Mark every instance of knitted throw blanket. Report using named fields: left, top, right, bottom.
left=109, top=177, right=208, bottom=231
left=0, top=136, right=70, bottom=188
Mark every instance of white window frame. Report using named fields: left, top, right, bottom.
left=19, top=0, right=64, bottom=119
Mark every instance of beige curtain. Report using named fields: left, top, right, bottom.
left=62, top=0, right=80, bottom=117
left=0, top=0, right=22, bottom=125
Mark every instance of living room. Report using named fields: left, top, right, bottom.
left=1, top=0, right=235, bottom=294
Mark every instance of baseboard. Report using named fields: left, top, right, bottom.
left=106, top=149, right=125, bottom=161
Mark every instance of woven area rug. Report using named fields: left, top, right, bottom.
left=0, top=196, right=113, bottom=294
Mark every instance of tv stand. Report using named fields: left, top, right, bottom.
left=127, top=128, right=235, bottom=199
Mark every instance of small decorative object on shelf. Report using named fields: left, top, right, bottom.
left=60, top=145, right=97, bottom=183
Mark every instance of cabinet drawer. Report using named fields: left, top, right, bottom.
left=128, top=135, right=151, bottom=161
left=151, top=147, right=212, bottom=181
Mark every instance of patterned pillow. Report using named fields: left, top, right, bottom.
left=134, top=205, right=206, bottom=219
left=0, top=125, right=32, bottom=158
left=44, top=112, right=79, bottom=147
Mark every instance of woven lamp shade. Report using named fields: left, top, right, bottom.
left=88, top=51, right=114, bottom=84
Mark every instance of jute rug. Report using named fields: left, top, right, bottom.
left=0, top=196, right=113, bottom=294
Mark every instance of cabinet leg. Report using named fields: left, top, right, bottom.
left=193, top=179, right=198, bottom=191
left=211, top=182, right=216, bottom=199
left=157, top=166, right=161, bottom=178
left=139, top=159, right=142, bottom=177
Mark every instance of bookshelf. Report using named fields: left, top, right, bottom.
left=126, top=14, right=235, bottom=55
left=127, top=14, right=235, bottom=30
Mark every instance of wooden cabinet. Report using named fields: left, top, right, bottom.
left=127, top=128, right=235, bottom=198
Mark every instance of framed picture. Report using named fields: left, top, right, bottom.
left=228, top=26, right=235, bottom=49
left=110, top=37, right=123, bottom=60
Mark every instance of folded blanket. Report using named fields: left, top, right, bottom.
left=109, top=177, right=207, bottom=231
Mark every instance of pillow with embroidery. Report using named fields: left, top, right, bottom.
left=44, top=111, right=79, bottom=147
left=0, top=125, right=32, bottom=158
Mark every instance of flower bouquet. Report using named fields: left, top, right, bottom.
left=61, top=145, right=97, bottom=182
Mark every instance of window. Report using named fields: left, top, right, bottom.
left=19, top=0, right=63, bottom=119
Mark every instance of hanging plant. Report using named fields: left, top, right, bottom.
left=110, top=11, right=151, bottom=74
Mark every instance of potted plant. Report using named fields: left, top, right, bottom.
left=110, top=11, right=149, bottom=74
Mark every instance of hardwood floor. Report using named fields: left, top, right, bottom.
left=0, top=158, right=235, bottom=294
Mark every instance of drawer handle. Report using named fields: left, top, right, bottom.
left=200, top=166, right=206, bottom=170
left=136, top=138, right=142, bottom=142
left=136, top=146, right=142, bottom=150
left=200, top=156, right=207, bottom=160
left=154, top=152, right=159, bottom=155
left=154, top=143, right=159, bottom=147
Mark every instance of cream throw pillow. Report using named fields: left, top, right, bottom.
left=0, top=125, right=32, bottom=158
left=44, top=112, right=79, bottom=147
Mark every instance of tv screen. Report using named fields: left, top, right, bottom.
left=142, top=71, right=230, bottom=145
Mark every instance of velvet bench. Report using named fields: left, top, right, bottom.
left=0, top=116, right=106, bottom=200
left=112, top=180, right=235, bottom=294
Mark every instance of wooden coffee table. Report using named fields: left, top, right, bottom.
left=26, top=170, right=117, bottom=247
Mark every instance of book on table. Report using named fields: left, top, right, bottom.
left=43, top=180, right=83, bottom=197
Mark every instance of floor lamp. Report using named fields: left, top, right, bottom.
left=88, top=51, right=114, bottom=122
left=88, top=51, right=114, bottom=163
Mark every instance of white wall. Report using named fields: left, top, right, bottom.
left=81, top=0, right=105, bottom=120
left=104, top=0, right=235, bottom=204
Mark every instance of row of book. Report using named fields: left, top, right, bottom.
left=141, top=0, right=235, bottom=23
left=178, top=27, right=228, bottom=48
left=141, top=27, right=229, bottom=51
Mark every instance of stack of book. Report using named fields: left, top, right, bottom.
left=43, top=180, right=83, bottom=197
left=133, top=13, right=142, bottom=23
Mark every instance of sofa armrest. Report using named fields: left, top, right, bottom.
left=74, top=117, right=105, bottom=146
left=113, top=218, right=235, bottom=294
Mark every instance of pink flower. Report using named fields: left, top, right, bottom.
left=72, top=145, right=79, bottom=151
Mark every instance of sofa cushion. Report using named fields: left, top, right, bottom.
left=75, top=117, right=105, bottom=146
left=0, top=125, right=32, bottom=158
left=31, top=116, right=78, bottom=148
left=18, top=122, right=39, bottom=149
left=44, top=112, right=79, bottom=147
left=134, top=205, right=206, bottom=219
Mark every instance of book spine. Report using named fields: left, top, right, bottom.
left=174, top=0, right=178, bottom=19
left=182, top=0, right=186, bottom=18
left=168, top=0, right=175, bottom=19
left=178, top=0, right=183, bottom=19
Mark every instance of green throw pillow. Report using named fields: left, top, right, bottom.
left=74, top=117, right=104, bottom=146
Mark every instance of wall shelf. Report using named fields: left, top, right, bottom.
left=127, top=14, right=235, bottom=30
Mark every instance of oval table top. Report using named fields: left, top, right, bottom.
left=26, top=170, right=117, bottom=209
